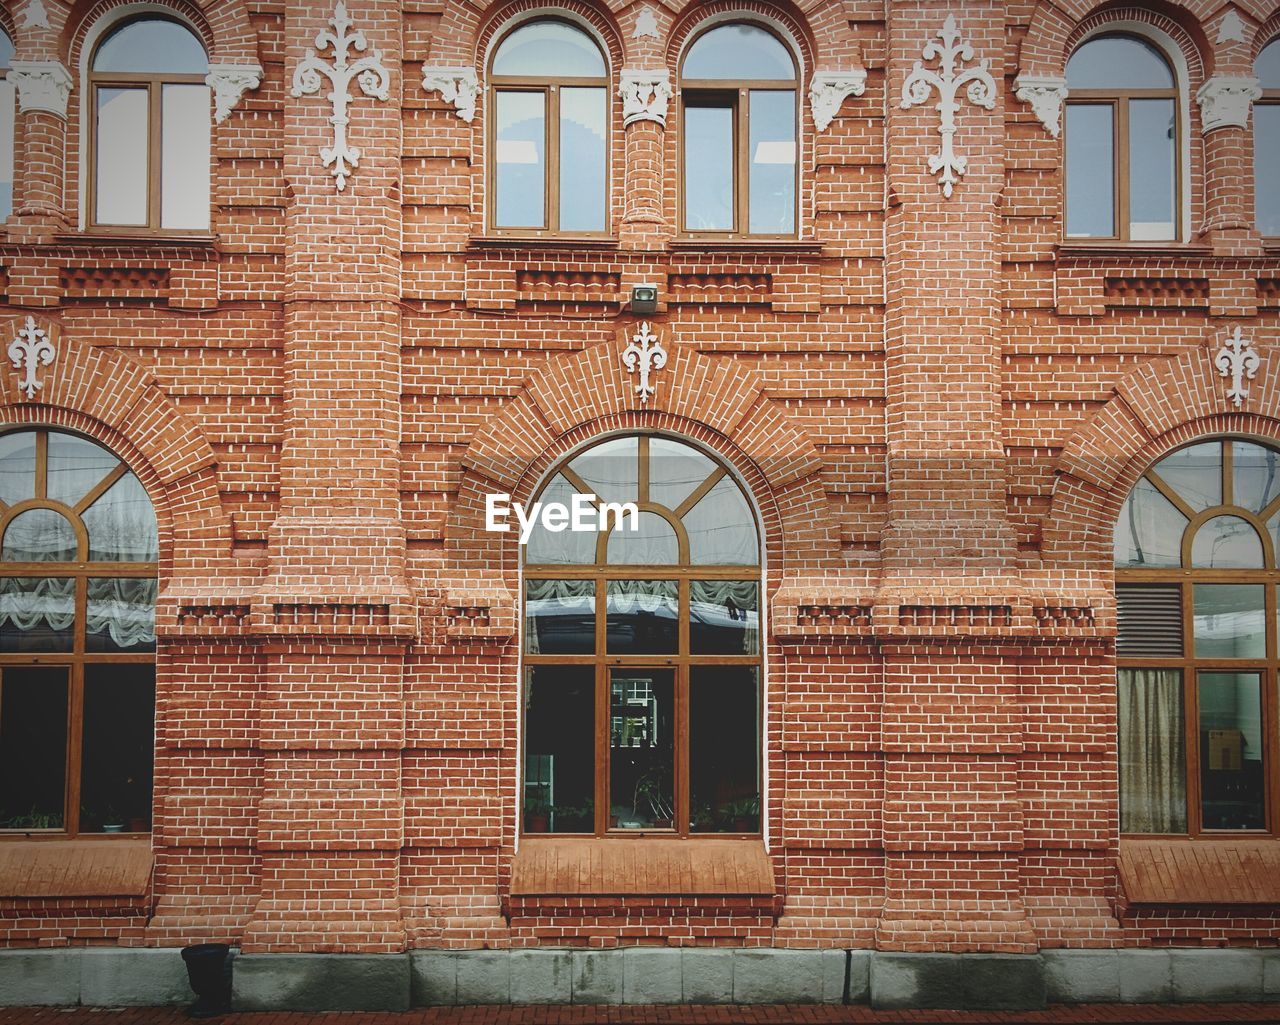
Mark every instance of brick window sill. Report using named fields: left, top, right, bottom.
left=52, top=231, right=218, bottom=251
left=468, top=235, right=620, bottom=252
left=0, top=838, right=152, bottom=899
left=668, top=239, right=825, bottom=256
left=1055, top=241, right=1214, bottom=259
left=1118, top=837, right=1280, bottom=905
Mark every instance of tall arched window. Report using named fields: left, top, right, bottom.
left=88, top=15, right=211, bottom=232
left=1115, top=437, right=1280, bottom=836
left=1065, top=33, right=1179, bottom=241
left=679, top=21, right=798, bottom=237
left=1, top=28, right=14, bottom=225
left=1256, top=39, right=1280, bottom=238
left=488, top=18, right=608, bottom=235
left=522, top=435, right=762, bottom=837
left=0, top=429, right=158, bottom=834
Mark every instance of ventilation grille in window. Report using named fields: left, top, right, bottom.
left=1117, top=584, right=1182, bottom=657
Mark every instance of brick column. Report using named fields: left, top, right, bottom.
left=7, top=59, right=72, bottom=241
left=619, top=71, right=670, bottom=248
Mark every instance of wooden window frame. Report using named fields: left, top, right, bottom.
left=1257, top=40, right=1280, bottom=241
left=522, top=435, right=763, bottom=840
left=0, top=429, right=158, bottom=839
left=1064, top=33, right=1182, bottom=243
left=678, top=22, right=799, bottom=241
left=85, top=14, right=210, bottom=237
left=1116, top=437, right=1280, bottom=839
left=486, top=18, right=611, bottom=239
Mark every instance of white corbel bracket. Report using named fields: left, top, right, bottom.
left=421, top=65, right=480, bottom=122
left=809, top=70, right=868, bottom=132
left=620, top=69, right=671, bottom=127
left=1013, top=74, right=1067, bottom=138
left=8, top=61, right=73, bottom=117
left=1196, top=75, right=1263, bottom=133
left=206, top=64, right=263, bottom=123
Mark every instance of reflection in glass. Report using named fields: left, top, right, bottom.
left=93, top=18, right=207, bottom=74
left=559, top=87, right=606, bottom=233
left=1232, top=440, right=1280, bottom=513
left=1065, top=35, right=1174, bottom=90
left=493, top=20, right=605, bottom=78
left=1190, top=516, right=1263, bottom=569
left=606, top=579, right=677, bottom=653
left=524, top=666, right=595, bottom=833
left=1128, top=99, right=1176, bottom=241
left=607, top=511, right=677, bottom=564
left=686, top=477, right=758, bottom=564
left=748, top=90, right=795, bottom=234
left=690, top=667, right=759, bottom=832
left=683, top=24, right=794, bottom=80
left=569, top=436, right=636, bottom=506
left=495, top=91, right=546, bottom=228
left=2, top=508, right=78, bottom=562
left=525, top=579, right=594, bottom=654
left=609, top=669, right=674, bottom=829
left=690, top=580, right=759, bottom=654
left=1118, top=668, right=1186, bottom=833
left=161, top=84, right=212, bottom=230
left=0, top=76, right=13, bottom=223
left=524, top=475, right=597, bottom=565
left=1257, top=104, right=1280, bottom=237
left=1113, top=477, right=1186, bottom=567
left=0, top=577, right=75, bottom=652
left=95, top=87, right=149, bottom=225
left=648, top=437, right=714, bottom=509
left=1193, top=584, right=1265, bottom=659
left=1258, top=41, right=1280, bottom=89
left=87, top=577, right=158, bottom=652
left=684, top=103, right=734, bottom=231
left=80, top=664, right=155, bottom=833
left=1065, top=103, right=1114, bottom=237
left=1153, top=442, right=1221, bottom=510
left=0, top=667, right=68, bottom=830
left=83, top=473, right=158, bottom=562
left=1198, top=672, right=1265, bottom=830
left=46, top=433, right=119, bottom=508
left=0, top=431, right=37, bottom=506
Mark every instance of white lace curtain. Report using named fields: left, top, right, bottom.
left=691, top=579, right=760, bottom=655
left=525, top=579, right=594, bottom=655
left=0, top=576, right=157, bottom=648
left=1118, top=668, right=1187, bottom=833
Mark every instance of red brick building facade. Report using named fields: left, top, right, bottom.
left=1, top=0, right=1279, bottom=1010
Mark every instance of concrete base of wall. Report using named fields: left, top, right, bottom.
left=1, top=946, right=1278, bottom=1010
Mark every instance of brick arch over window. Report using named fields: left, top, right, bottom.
left=426, top=0, right=625, bottom=68
left=62, top=0, right=258, bottom=66
left=1043, top=347, right=1280, bottom=565
left=666, top=0, right=817, bottom=78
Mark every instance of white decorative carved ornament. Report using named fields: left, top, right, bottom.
left=900, top=15, right=997, bottom=198
left=633, top=7, right=660, bottom=39
left=206, top=64, right=263, bottom=123
left=1216, top=8, right=1247, bottom=45
left=421, top=66, right=480, bottom=122
left=1013, top=74, right=1068, bottom=138
left=8, top=317, right=55, bottom=400
left=19, top=0, right=50, bottom=31
left=1215, top=327, right=1260, bottom=408
left=622, top=322, right=667, bottom=406
left=291, top=2, right=392, bottom=191
left=8, top=61, right=73, bottom=117
left=809, top=70, right=868, bottom=132
left=620, top=70, right=672, bottom=127
left=1196, top=75, right=1263, bottom=133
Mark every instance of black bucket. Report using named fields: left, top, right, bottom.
left=180, top=943, right=231, bottom=1018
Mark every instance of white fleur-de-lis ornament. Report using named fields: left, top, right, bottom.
left=622, top=323, right=667, bottom=406
left=8, top=317, right=56, bottom=399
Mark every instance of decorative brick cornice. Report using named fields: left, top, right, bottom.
left=1013, top=74, right=1067, bottom=138
left=619, top=69, right=671, bottom=128
left=206, top=64, right=263, bottom=123
left=1196, top=75, right=1263, bottom=133
left=809, top=70, right=867, bottom=132
left=8, top=60, right=72, bottom=117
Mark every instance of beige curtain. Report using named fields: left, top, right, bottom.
left=1118, top=668, right=1187, bottom=833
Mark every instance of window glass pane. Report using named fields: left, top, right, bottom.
left=1198, top=672, right=1265, bottom=830
left=1256, top=40, right=1280, bottom=89
left=525, top=578, right=594, bottom=654
left=86, top=577, right=157, bottom=652
left=1256, top=104, right=1280, bottom=237
left=161, top=84, right=211, bottom=230
left=1128, top=98, right=1176, bottom=241
left=685, top=477, right=758, bottom=564
left=1190, top=515, right=1263, bottom=569
left=609, top=668, right=674, bottom=830
left=2, top=508, right=77, bottom=561
left=0, top=577, right=74, bottom=651
left=47, top=432, right=119, bottom=508
left=1232, top=440, right=1280, bottom=513
left=1193, top=584, right=1265, bottom=658
left=1118, top=668, right=1186, bottom=833
left=683, top=24, right=794, bottom=80
left=1065, top=35, right=1174, bottom=89
left=1153, top=441, right=1221, bottom=511
left=0, top=29, right=12, bottom=69
left=1114, top=477, right=1186, bottom=567
left=525, top=475, right=596, bottom=565
left=92, top=18, right=207, bottom=74
left=95, top=87, right=149, bottom=226
left=1065, top=104, right=1114, bottom=237
left=0, top=79, right=13, bottom=223
left=493, top=21, right=604, bottom=78
left=606, top=579, right=676, bottom=654
left=0, top=431, right=37, bottom=506
left=0, top=666, right=68, bottom=830
left=524, top=666, right=595, bottom=833
left=82, top=472, right=158, bottom=562
left=684, top=103, right=734, bottom=231
left=748, top=90, right=795, bottom=234
left=568, top=437, right=637, bottom=506
left=607, top=511, right=677, bottom=564
left=79, top=664, right=155, bottom=833
left=495, top=90, right=545, bottom=228
left=648, top=437, right=715, bottom=510
left=690, top=667, right=759, bottom=833
left=559, top=87, right=606, bottom=232
left=690, top=580, right=759, bottom=654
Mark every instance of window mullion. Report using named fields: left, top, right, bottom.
left=66, top=662, right=84, bottom=836
left=1116, top=98, right=1130, bottom=242
left=546, top=85, right=558, bottom=233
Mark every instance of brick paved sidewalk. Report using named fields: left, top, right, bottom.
left=1, top=1005, right=1279, bottom=1025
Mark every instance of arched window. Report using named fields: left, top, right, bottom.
left=1114, top=437, right=1280, bottom=836
left=679, top=21, right=798, bottom=237
left=488, top=18, right=608, bottom=235
left=1256, top=39, right=1280, bottom=237
left=1, top=28, right=14, bottom=225
left=1065, top=33, right=1179, bottom=242
left=522, top=435, right=761, bottom=837
left=88, top=15, right=211, bottom=232
left=0, top=429, right=158, bottom=834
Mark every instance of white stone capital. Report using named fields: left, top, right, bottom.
left=1196, top=75, right=1263, bottom=133
left=809, top=70, right=868, bottom=132
left=205, top=64, right=263, bottom=123
left=8, top=61, right=73, bottom=117
left=1013, top=74, right=1068, bottom=138
left=421, top=65, right=479, bottom=122
left=619, top=69, right=671, bottom=127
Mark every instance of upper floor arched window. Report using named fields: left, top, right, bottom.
left=1, top=28, right=14, bottom=225
left=1256, top=39, right=1280, bottom=238
left=0, top=428, right=158, bottom=835
left=488, top=18, right=608, bottom=236
left=87, top=15, right=211, bottom=233
left=679, top=21, right=798, bottom=238
left=1065, top=33, right=1179, bottom=242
